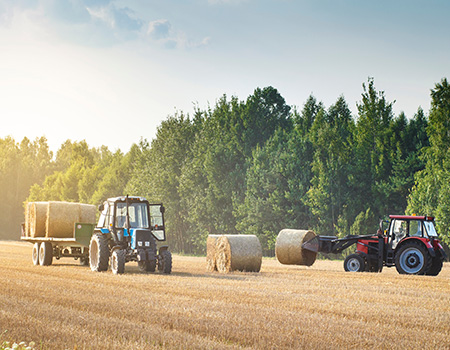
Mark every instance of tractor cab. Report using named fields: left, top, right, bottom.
left=387, top=215, right=438, bottom=249
left=97, top=196, right=166, bottom=243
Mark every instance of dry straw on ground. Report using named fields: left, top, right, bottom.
left=275, top=229, right=317, bottom=266
left=29, top=202, right=47, bottom=238
left=206, top=235, right=221, bottom=272
left=215, top=234, right=262, bottom=273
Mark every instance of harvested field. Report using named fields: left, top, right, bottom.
left=1, top=241, right=450, bottom=349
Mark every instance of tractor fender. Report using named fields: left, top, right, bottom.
left=158, top=245, right=169, bottom=254
left=395, top=237, right=436, bottom=258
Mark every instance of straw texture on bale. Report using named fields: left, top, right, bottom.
left=206, top=235, right=221, bottom=272
left=29, top=202, right=48, bottom=238
left=24, top=202, right=32, bottom=237
left=46, top=202, right=96, bottom=238
left=215, top=235, right=262, bottom=273
left=275, top=229, right=317, bottom=266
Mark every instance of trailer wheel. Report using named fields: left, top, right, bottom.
left=158, top=250, right=172, bottom=274
left=426, top=257, right=443, bottom=276
left=344, top=254, right=365, bottom=272
left=38, top=242, right=53, bottom=266
left=89, top=234, right=110, bottom=272
left=395, top=241, right=431, bottom=275
left=32, top=243, right=40, bottom=266
left=111, top=249, right=125, bottom=275
left=138, top=259, right=156, bottom=273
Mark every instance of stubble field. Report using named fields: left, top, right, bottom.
left=1, top=241, right=450, bottom=349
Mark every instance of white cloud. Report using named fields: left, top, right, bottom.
left=147, top=19, right=171, bottom=40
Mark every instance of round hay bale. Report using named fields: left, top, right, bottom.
left=206, top=235, right=221, bottom=272
left=46, top=201, right=81, bottom=238
left=29, top=202, right=48, bottom=238
left=275, top=229, right=317, bottom=266
left=24, top=202, right=32, bottom=237
left=79, top=204, right=96, bottom=224
left=215, top=235, right=262, bottom=273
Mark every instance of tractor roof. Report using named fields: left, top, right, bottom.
left=106, top=196, right=148, bottom=203
left=389, top=215, right=434, bottom=221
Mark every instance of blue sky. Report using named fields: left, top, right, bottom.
left=1, top=0, right=449, bottom=152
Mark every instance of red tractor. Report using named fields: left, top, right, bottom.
left=302, top=215, right=447, bottom=276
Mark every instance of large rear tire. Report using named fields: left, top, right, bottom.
left=89, top=234, right=110, bottom=272
left=344, top=254, right=365, bottom=272
left=395, top=241, right=431, bottom=275
left=32, top=243, right=40, bottom=266
left=426, top=257, right=443, bottom=276
left=111, top=249, right=125, bottom=275
left=158, top=250, right=172, bottom=274
left=38, top=242, right=53, bottom=266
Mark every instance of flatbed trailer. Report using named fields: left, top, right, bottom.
left=21, top=223, right=95, bottom=266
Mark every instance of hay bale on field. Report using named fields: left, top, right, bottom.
left=29, top=202, right=48, bottom=238
left=46, top=202, right=82, bottom=238
left=275, top=229, right=317, bottom=266
left=215, top=235, right=262, bottom=273
left=206, top=235, right=221, bottom=272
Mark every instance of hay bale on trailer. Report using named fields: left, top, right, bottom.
left=215, top=235, right=262, bottom=273
left=79, top=204, right=96, bottom=224
left=206, top=235, right=221, bottom=272
left=46, top=202, right=79, bottom=238
left=29, top=202, right=48, bottom=238
left=24, top=202, right=32, bottom=237
left=275, top=229, right=317, bottom=266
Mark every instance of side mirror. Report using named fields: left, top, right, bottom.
left=98, top=203, right=104, bottom=212
left=160, top=205, right=165, bottom=214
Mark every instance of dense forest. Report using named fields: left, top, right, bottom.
left=1, top=77, right=450, bottom=255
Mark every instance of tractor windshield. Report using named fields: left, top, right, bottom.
left=423, top=221, right=439, bottom=238
left=115, top=202, right=149, bottom=229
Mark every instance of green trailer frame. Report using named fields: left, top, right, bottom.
left=21, top=223, right=95, bottom=266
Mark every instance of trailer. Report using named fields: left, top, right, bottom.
left=21, top=222, right=94, bottom=266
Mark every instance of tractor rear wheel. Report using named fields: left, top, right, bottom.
left=138, top=259, right=156, bottom=272
left=32, top=243, right=40, bottom=266
left=395, top=241, right=431, bottom=275
left=111, top=249, right=125, bottom=275
left=39, top=242, right=53, bottom=266
left=158, top=250, right=172, bottom=274
left=344, top=254, right=365, bottom=272
left=89, top=234, right=110, bottom=272
left=426, top=257, right=443, bottom=276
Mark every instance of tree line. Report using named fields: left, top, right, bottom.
left=1, top=77, right=449, bottom=255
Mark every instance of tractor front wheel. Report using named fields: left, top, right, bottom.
left=158, top=250, right=172, bottom=274
left=111, top=249, right=125, bottom=275
left=395, top=241, right=431, bottom=275
left=89, top=234, right=110, bottom=272
left=138, top=259, right=156, bottom=273
left=344, top=254, right=366, bottom=272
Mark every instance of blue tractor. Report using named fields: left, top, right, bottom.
left=89, top=196, right=172, bottom=275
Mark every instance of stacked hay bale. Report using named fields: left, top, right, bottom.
left=29, top=202, right=48, bottom=238
left=275, top=229, right=317, bottom=266
left=207, top=234, right=262, bottom=273
left=26, top=201, right=96, bottom=239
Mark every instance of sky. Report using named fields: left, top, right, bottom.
left=1, top=0, right=449, bottom=153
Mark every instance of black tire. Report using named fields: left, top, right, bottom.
left=395, top=241, right=432, bottom=275
left=138, top=259, right=156, bottom=272
left=89, top=234, right=110, bottom=272
left=32, top=243, right=40, bottom=266
left=38, top=242, right=53, bottom=266
left=111, top=249, right=125, bottom=275
left=426, top=257, right=443, bottom=276
left=344, top=254, right=365, bottom=272
left=158, top=250, right=172, bottom=274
